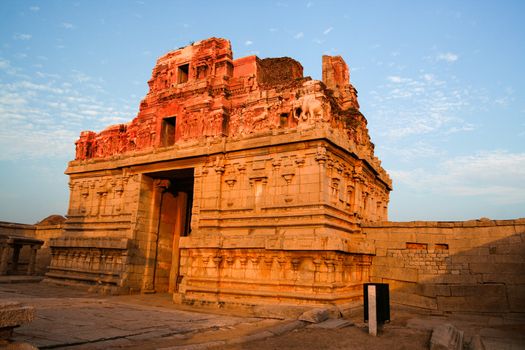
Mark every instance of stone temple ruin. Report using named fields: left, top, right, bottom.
left=4, top=38, right=523, bottom=317
left=46, top=37, right=391, bottom=308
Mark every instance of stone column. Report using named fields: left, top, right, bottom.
left=0, top=245, right=11, bottom=275
left=11, top=245, right=21, bottom=273
left=27, top=245, right=38, bottom=276
left=142, top=179, right=169, bottom=293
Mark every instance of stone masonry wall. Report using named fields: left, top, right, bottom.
left=363, top=219, right=525, bottom=314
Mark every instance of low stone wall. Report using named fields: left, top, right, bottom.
left=0, top=222, right=35, bottom=237
left=363, top=218, right=525, bottom=314
left=45, top=237, right=131, bottom=294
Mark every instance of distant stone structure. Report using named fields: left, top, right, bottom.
left=46, top=37, right=392, bottom=308
left=0, top=216, right=64, bottom=277
left=38, top=38, right=524, bottom=315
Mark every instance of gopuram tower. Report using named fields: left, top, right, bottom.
left=46, top=38, right=392, bottom=311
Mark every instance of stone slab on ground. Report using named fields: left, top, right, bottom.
left=298, top=308, right=330, bottom=323
left=307, top=319, right=353, bottom=329
left=1, top=283, right=268, bottom=349
left=430, top=323, right=464, bottom=350
left=159, top=320, right=306, bottom=350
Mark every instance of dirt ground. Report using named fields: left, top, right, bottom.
left=1, top=282, right=524, bottom=350
left=210, top=323, right=431, bottom=350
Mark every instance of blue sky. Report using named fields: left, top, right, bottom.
left=1, top=0, right=524, bottom=223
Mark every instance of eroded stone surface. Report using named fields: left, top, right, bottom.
left=0, top=301, right=34, bottom=330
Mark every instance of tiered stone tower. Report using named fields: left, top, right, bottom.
left=46, top=38, right=391, bottom=310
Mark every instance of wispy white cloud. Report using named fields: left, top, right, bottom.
left=0, top=59, right=134, bottom=161
left=391, top=150, right=525, bottom=205
left=382, top=142, right=444, bottom=162
left=387, top=75, right=409, bottom=84
left=306, top=1, right=313, bottom=8
left=29, top=6, right=40, bottom=12
left=323, top=27, right=333, bottom=35
left=13, top=33, right=32, bottom=40
left=0, top=58, right=10, bottom=70
left=294, top=32, right=304, bottom=39
left=437, top=52, right=458, bottom=62
left=244, top=40, right=253, bottom=46
left=61, top=22, right=74, bottom=29
left=370, top=72, right=480, bottom=139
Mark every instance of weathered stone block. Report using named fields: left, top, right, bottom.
left=430, top=323, right=464, bottom=350
left=0, top=301, right=35, bottom=336
left=391, top=291, right=438, bottom=310
left=418, top=284, right=451, bottom=297
left=470, top=263, right=525, bottom=274
left=371, top=256, right=405, bottom=267
left=437, top=295, right=507, bottom=313
left=507, top=284, right=525, bottom=312
left=449, top=284, right=506, bottom=298
left=370, top=266, right=418, bottom=282
left=298, top=308, right=330, bottom=323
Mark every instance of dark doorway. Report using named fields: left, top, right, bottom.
left=161, top=117, right=176, bottom=147
left=148, top=168, right=194, bottom=293
left=177, top=64, right=189, bottom=84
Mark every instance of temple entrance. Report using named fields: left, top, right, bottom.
left=144, top=168, right=194, bottom=293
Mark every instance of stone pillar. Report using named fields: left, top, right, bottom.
left=11, top=245, right=21, bottom=273
left=142, top=179, right=170, bottom=293
left=27, top=245, right=38, bottom=276
left=0, top=245, right=11, bottom=275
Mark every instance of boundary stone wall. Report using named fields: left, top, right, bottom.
left=363, top=219, right=525, bottom=314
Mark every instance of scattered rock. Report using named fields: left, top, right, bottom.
left=298, top=308, right=329, bottom=324
left=430, top=323, right=464, bottom=350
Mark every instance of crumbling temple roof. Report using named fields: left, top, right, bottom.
left=73, top=37, right=390, bottom=188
